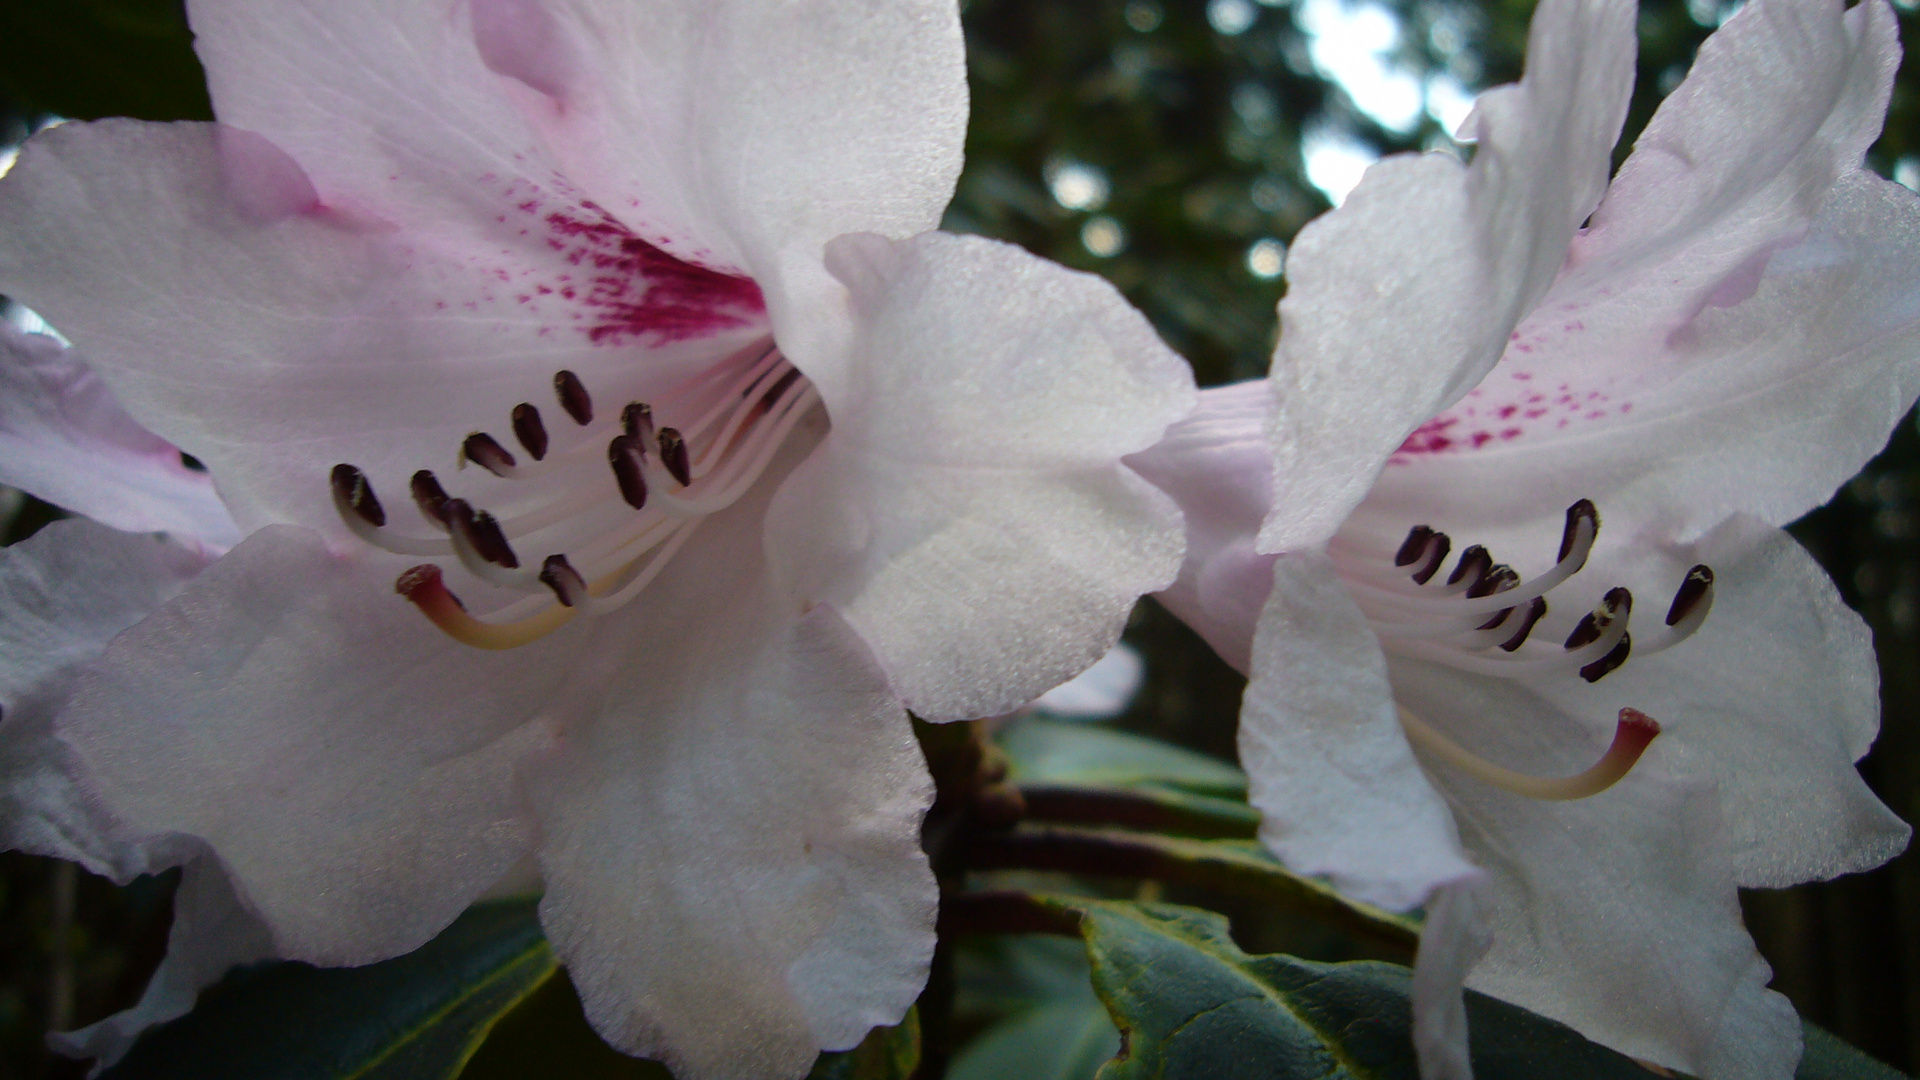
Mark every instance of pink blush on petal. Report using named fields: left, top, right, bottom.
left=1390, top=367, right=1635, bottom=463
left=480, top=182, right=767, bottom=346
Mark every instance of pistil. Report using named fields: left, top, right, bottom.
left=1397, top=705, right=1661, bottom=800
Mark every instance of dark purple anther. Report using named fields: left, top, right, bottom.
left=1448, top=545, right=1493, bottom=589
left=540, top=554, right=589, bottom=607
left=463, top=432, right=517, bottom=477
left=1666, top=565, right=1714, bottom=626
left=1579, top=634, right=1632, bottom=682
left=410, top=470, right=452, bottom=528
left=1395, top=525, right=1435, bottom=567
left=554, top=369, right=593, bottom=425
left=1559, top=499, right=1599, bottom=563
left=1467, top=563, right=1517, bottom=599
left=622, top=401, right=655, bottom=445
left=331, top=463, right=386, bottom=526
left=1565, top=587, right=1632, bottom=650
left=608, top=435, right=649, bottom=509
left=658, top=427, right=691, bottom=486
left=1411, top=532, right=1451, bottom=586
left=446, top=498, right=521, bottom=569
left=1498, top=596, right=1548, bottom=652
left=512, top=403, right=549, bottom=461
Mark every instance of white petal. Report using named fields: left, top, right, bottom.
left=1345, top=498, right=1905, bottom=887
left=0, top=325, right=239, bottom=548
left=767, top=233, right=1193, bottom=721
left=1392, top=657, right=1802, bottom=1078
left=57, top=526, right=574, bottom=966
left=0, top=520, right=211, bottom=879
left=190, top=0, right=963, bottom=276
left=1410, top=878, right=1491, bottom=1080
left=1128, top=380, right=1277, bottom=675
left=529, top=459, right=933, bottom=1080
left=1258, top=0, right=1636, bottom=552
left=1241, top=552, right=1476, bottom=910
left=0, top=119, right=765, bottom=537
left=1540, top=517, right=1905, bottom=886
left=188, top=0, right=965, bottom=414
left=1559, top=0, right=1899, bottom=331
left=1368, top=170, right=1920, bottom=538
left=51, top=858, right=274, bottom=1072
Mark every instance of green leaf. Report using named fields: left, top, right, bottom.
left=1037, top=897, right=1661, bottom=1080
left=949, top=1000, right=1119, bottom=1080
left=458, top=971, right=670, bottom=1080
left=807, top=1009, right=921, bottom=1080
left=971, top=827, right=1419, bottom=953
left=951, top=936, right=1118, bottom=1080
left=0, top=0, right=212, bottom=120
left=998, top=717, right=1248, bottom=799
left=105, top=899, right=556, bottom=1080
left=1799, top=1022, right=1911, bottom=1080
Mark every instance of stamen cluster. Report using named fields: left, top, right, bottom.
left=1336, top=499, right=1716, bottom=801
left=329, top=342, right=819, bottom=648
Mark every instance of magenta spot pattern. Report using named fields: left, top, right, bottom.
left=468, top=175, right=766, bottom=346
left=1388, top=311, right=1635, bottom=463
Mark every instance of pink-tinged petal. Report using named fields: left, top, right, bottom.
left=51, top=858, right=274, bottom=1072
left=190, top=0, right=962, bottom=275
left=0, top=119, right=765, bottom=537
left=1258, top=0, right=1635, bottom=553
left=188, top=0, right=964, bottom=410
left=1549, top=0, right=1899, bottom=347
left=56, top=525, right=588, bottom=966
left=529, top=456, right=933, bottom=1080
left=1241, top=552, right=1477, bottom=911
left=1410, top=878, right=1491, bottom=1080
left=767, top=233, right=1193, bottom=721
left=1128, top=380, right=1277, bottom=674
left=1375, top=171, right=1920, bottom=536
left=1391, top=657, right=1802, bottom=1078
left=0, top=325, right=239, bottom=549
left=0, top=520, right=211, bottom=879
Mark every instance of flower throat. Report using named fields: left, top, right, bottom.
left=1334, top=500, right=1715, bottom=801
left=330, top=341, right=818, bottom=649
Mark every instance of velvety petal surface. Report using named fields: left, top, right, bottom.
left=1344, top=487, right=1905, bottom=888
left=1371, top=169, right=1920, bottom=539
left=1391, top=658, right=1802, bottom=1079
left=1409, top=878, right=1491, bottom=1080
left=0, top=520, right=210, bottom=878
left=188, top=0, right=966, bottom=407
left=767, top=232, right=1192, bottom=721
left=1525, top=516, right=1904, bottom=887
left=0, top=325, right=239, bottom=549
left=1128, top=379, right=1277, bottom=675
left=528, top=443, right=934, bottom=1080
left=56, top=525, right=587, bottom=965
left=51, top=857, right=275, bottom=1071
left=189, top=0, right=961, bottom=268
left=1241, top=552, right=1476, bottom=910
left=0, top=119, right=766, bottom=537
left=1258, top=0, right=1635, bottom=552
left=1557, top=0, right=1899, bottom=338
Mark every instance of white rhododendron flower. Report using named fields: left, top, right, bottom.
left=1131, top=0, right=1920, bottom=1074
left=0, top=1, right=1194, bottom=1076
